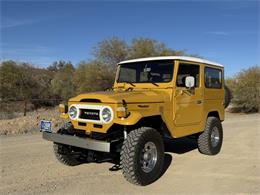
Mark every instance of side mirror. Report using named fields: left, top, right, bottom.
left=185, top=76, right=195, bottom=89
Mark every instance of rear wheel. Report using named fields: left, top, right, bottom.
left=198, top=117, right=223, bottom=155
left=120, top=127, right=164, bottom=186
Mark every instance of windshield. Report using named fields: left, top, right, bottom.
left=117, top=60, right=174, bottom=83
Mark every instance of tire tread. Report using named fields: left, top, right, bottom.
left=53, top=143, right=81, bottom=166
left=198, top=117, right=223, bottom=155
left=120, top=127, right=164, bottom=185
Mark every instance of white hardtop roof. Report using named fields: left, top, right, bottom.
left=119, top=56, right=223, bottom=67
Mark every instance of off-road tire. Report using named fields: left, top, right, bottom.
left=120, top=127, right=164, bottom=186
left=198, top=117, right=223, bottom=155
left=53, top=143, right=81, bottom=166
left=53, top=127, right=81, bottom=166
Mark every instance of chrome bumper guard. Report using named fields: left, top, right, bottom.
left=42, top=131, right=110, bottom=152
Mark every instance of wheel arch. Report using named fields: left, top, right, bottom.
left=126, top=115, right=172, bottom=138
left=207, top=111, right=220, bottom=120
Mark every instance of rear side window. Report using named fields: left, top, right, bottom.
left=204, top=67, right=222, bottom=88
left=176, top=63, right=200, bottom=88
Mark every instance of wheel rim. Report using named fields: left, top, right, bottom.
left=140, top=141, right=158, bottom=173
left=211, top=126, right=220, bottom=148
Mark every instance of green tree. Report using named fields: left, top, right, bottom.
left=17, top=63, right=39, bottom=100
left=0, top=60, right=20, bottom=99
left=50, top=61, right=75, bottom=100
left=129, top=37, right=185, bottom=58
left=92, top=37, right=189, bottom=67
left=0, top=61, right=38, bottom=100
left=93, top=37, right=129, bottom=67
left=47, top=60, right=70, bottom=72
left=226, top=66, right=260, bottom=113
left=73, top=61, right=114, bottom=93
left=30, top=68, right=54, bottom=99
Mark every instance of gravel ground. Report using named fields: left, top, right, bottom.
left=0, top=112, right=259, bottom=194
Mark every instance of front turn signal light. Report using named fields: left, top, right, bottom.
left=116, top=107, right=129, bottom=118
left=59, top=104, right=68, bottom=114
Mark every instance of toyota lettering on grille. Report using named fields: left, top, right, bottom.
left=79, top=109, right=100, bottom=120
left=84, top=111, right=99, bottom=116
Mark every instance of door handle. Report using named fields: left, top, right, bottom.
left=197, top=100, right=203, bottom=104
left=138, top=105, right=149, bottom=108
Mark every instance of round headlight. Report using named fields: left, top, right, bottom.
left=101, top=107, right=112, bottom=123
left=69, top=106, right=77, bottom=119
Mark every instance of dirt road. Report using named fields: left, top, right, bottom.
left=1, top=113, right=259, bottom=194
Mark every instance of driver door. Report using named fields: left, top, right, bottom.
left=174, top=62, right=203, bottom=126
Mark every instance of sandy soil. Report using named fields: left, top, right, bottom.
left=0, top=113, right=259, bottom=195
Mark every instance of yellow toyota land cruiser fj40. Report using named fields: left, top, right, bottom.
left=41, top=56, right=230, bottom=186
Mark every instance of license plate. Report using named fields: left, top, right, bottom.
left=40, top=120, right=52, bottom=132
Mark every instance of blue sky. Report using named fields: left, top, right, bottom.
left=0, top=1, right=259, bottom=77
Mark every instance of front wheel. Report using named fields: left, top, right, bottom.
left=53, top=143, right=82, bottom=166
left=53, top=127, right=83, bottom=166
left=120, top=127, right=164, bottom=186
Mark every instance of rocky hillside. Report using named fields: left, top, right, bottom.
left=0, top=108, right=67, bottom=135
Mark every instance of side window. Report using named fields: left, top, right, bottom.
left=204, top=67, right=222, bottom=88
left=176, top=63, right=200, bottom=87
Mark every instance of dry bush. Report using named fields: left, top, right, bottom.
left=226, top=66, right=260, bottom=113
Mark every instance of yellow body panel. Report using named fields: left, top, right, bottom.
left=63, top=59, right=225, bottom=138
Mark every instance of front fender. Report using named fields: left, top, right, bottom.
left=114, top=111, right=143, bottom=125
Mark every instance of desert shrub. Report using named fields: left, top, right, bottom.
left=226, top=66, right=260, bottom=113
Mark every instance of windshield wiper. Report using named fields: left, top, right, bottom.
left=151, top=82, right=159, bottom=86
left=124, top=82, right=135, bottom=87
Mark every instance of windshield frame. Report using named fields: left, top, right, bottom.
left=116, top=60, right=175, bottom=84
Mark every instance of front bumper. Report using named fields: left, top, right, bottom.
left=42, top=131, right=110, bottom=152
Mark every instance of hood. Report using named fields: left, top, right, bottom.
left=69, top=90, right=166, bottom=104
